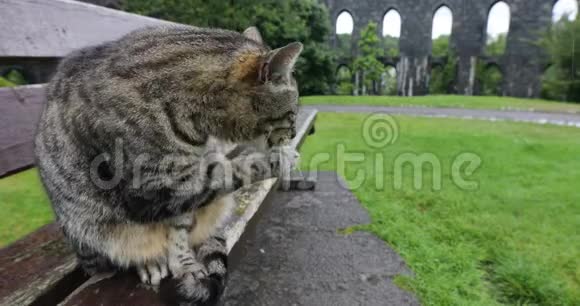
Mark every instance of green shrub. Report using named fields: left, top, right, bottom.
left=0, top=77, right=15, bottom=88
left=0, top=70, right=26, bottom=88
left=540, top=17, right=580, bottom=102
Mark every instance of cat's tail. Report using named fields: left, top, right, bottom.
left=160, top=237, right=228, bottom=306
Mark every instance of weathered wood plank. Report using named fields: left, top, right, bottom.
left=0, top=224, right=85, bottom=306
left=0, top=85, right=46, bottom=177
left=59, top=110, right=317, bottom=306
left=0, top=0, right=178, bottom=58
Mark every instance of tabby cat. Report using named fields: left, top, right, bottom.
left=34, top=25, right=302, bottom=305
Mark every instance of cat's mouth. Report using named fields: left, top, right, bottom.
left=267, top=127, right=296, bottom=147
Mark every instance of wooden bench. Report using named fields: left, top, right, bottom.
left=0, top=108, right=316, bottom=306
left=0, top=1, right=318, bottom=305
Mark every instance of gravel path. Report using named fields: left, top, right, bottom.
left=304, top=104, right=580, bottom=127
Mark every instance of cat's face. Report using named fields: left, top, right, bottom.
left=235, top=27, right=302, bottom=146
left=256, top=60, right=300, bottom=146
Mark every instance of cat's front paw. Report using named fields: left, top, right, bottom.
left=136, top=259, right=169, bottom=286
left=231, top=151, right=272, bottom=184
left=168, top=251, right=207, bottom=280
left=269, top=145, right=300, bottom=179
left=160, top=272, right=224, bottom=306
left=161, top=238, right=226, bottom=306
left=197, top=236, right=228, bottom=288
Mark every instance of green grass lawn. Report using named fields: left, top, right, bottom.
left=0, top=169, right=53, bottom=246
left=302, top=95, right=580, bottom=114
left=299, top=113, right=580, bottom=306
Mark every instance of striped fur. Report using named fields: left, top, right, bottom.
left=160, top=236, right=228, bottom=306
left=34, top=25, right=302, bottom=305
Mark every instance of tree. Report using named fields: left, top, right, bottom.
left=540, top=16, right=580, bottom=102
left=485, top=33, right=507, bottom=56
left=337, top=66, right=353, bottom=95
left=336, top=34, right=353, bottom=58
left=432, top=35, right=451, bottom=58
left=382, top=66, right=398, bottom=95
left=476, top=63, right=503, bottom=96
left=541, top=65, right=566, bottom=101
left=122, top=0, right=336, bottom=95
left=382, top=35, right=399, bottom=57
left=0, top=77, right=15, bottom=88
left=0, top=69, right=26, bottom=88
left=353, top=22, right=385, bottom=95
left=429, top=35, right=456, bottom=94
left=430, top=59, right=457, bottom=95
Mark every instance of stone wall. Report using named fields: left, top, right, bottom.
left=326, top=0, right=560, bottom=97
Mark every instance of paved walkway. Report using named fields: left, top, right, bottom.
left=221, top=172, right=419, bottom=306
left=304, top=105, right=580, bottom=127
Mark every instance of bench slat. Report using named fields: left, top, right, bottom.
left=0, top=224, right=83, bottom=306
left=0, top=0, right=177, bottom=58
left=0, top=85, right=46, bottom=177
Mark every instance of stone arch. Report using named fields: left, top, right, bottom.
left=335, top=10, right=355, bottom=58
left=552, top=0, right=579, bottom=23
left=321, top=0, right=560, bottom=99
left=484, top=1, right=511, bottom=56
left=382, top=8, right=402, bottom=57
left=431, top=4, right=454, bottom=57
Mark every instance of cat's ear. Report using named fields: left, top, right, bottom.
left=259, top=42, right=303, bottom=83
left=243, top=26, right=264, bottom=44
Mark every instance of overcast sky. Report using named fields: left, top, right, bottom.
left=336, top=0, right=578, bottom=39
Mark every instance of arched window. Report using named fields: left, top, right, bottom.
left=337, top=65, right=353, bottom=95
left=382, top=9, right=401, bottom=57
left=336, top=11, right=354, bottom=34
left=485, top=1, right=510, bottom=56
left=553, top=0, right=578, bottom=23
left=432, top=6, right=453, bottom=57
left=336, top=11, right=354, bottom=57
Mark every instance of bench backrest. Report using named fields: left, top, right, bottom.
left=0, top=0, right=178, bottom=177
left=0, top=0, right=176, bottom=58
